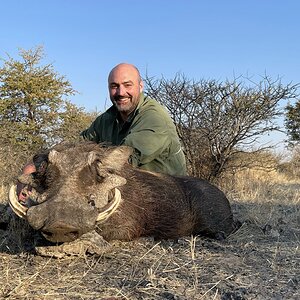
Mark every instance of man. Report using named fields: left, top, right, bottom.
left=81, top=63, right=186, bottom=175
left=17, top=63, right=186, bottom=202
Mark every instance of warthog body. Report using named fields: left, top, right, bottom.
left=9, top=142, right=234, bottom=243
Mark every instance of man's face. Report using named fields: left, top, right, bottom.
left=108, top=64, right=143, bottom=118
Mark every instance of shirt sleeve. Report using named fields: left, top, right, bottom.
left=122, top=108, right=171, bottom=167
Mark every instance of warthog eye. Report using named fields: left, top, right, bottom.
left=88, top=199, right=96, bottom=207
left=88, top=194, right=96, bottom=207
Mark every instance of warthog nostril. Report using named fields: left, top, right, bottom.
left=42, top=229, right=80, bottom=243
left=40, top=222, right=81, bottom=242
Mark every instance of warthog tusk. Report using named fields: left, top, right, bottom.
left=97, top=188, right=122, bottom=222
left=8, top=185, right=28, bottom=219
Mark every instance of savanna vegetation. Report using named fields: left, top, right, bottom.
left=0, top=47, right=96, bottom=186
left=0, top=47, right=299, bottom=299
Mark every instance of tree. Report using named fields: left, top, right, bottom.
left=285, top=100, right=300, bottom=144
left=54, top=101, right=98, bottom=144
left=278, top=145, right=300, bottom=179
left=0, top=46, right=77, bottom=153
left=0, top=46, right=96, bottom=185
left=144, top=73, right=299, bottom=180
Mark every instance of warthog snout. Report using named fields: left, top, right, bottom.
left=26, top=197, right=100, bottom=243
left=41, top=221, right=80, bottom=243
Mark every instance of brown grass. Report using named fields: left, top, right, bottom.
left=0, top=168, right=299, bottom=299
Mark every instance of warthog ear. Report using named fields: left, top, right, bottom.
left=101, top=146, right=133, bottom=171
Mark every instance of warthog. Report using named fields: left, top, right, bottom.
left=9, top=142, right=234, bottom=244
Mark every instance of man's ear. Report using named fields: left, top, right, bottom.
left=139, top=79, right=144, bottom=93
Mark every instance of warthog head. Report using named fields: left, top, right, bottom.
left=9, top=142, right=132, bottom=243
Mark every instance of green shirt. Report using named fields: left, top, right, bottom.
left=81, top=93, right=187, bottom=176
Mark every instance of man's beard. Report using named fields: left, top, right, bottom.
left=113, top=96, right=135, bottom=113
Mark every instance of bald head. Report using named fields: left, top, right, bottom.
left=108, top=63, right=144, bottom=121
left=108, top=63, right=142, bottom=83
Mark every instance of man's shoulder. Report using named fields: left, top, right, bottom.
left=139, top=96, right=167, bottom=115
left=133, top=96, right=174, bottom=128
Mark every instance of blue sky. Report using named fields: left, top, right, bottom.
left=1, top=0, right=300, bottom=149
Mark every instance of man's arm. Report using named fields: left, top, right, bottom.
left=123, top=110, right=171, bottom=167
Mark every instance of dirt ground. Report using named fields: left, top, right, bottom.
left=0, top=188, right=299, bottom=299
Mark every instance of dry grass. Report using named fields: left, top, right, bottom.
left=0, top=168, right=299, bottom=299
left=222, top=168, right=300, bottom=202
